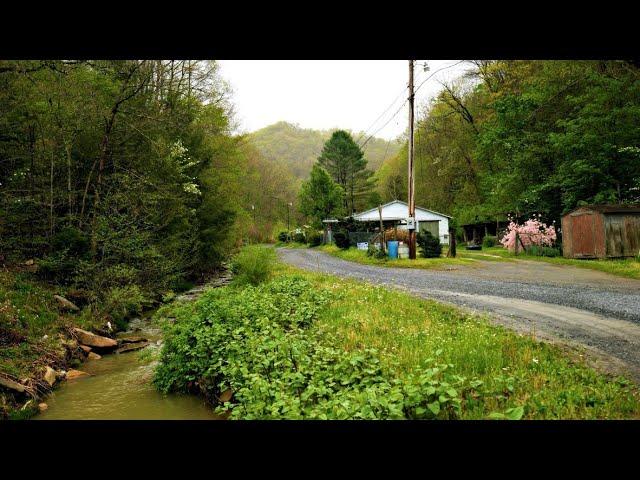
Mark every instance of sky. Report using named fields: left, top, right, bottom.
left=217, top=60, right=470, bottom=140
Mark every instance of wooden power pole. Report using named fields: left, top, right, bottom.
left=407, top=60, right=417, bottom=259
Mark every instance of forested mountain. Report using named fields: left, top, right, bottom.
left=377, top=60, right=640, bottom=227
left=247, top=121, right=401, bottom=179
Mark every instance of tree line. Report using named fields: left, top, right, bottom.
left=0, top=60, right=296, bottom=321
left=376, top=60, right=640, bottom=230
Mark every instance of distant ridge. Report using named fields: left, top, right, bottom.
left=245, top=121, right=402, bottom=180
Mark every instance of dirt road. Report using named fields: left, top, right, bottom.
left=278, top=248, right=640, bottom=382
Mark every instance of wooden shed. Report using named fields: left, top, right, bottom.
left=561, top=205, right=640, bottom=259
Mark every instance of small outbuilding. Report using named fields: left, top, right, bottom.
left=561, top=204, right=640, bottom=259
left=352, top=200, right=452, bottom=244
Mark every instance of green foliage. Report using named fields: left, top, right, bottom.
left=230, top=245, right=276, bottom=286
left=307, top=232, right=323, bottom=247
left=418, top=230, right=442, bottom=258
left=317, top=130, right=376, bottom=214
left=154, top=275, right=470, bottom=419
left=293, top=232, right=306, bottom=243
left=103, top=284, right=146, bottom=330
left=333, top=230, right=351, bottom=249
left=377, top=61, right=640, bottom=226
left=482, top=235, right=498, bottom=248
left=298, top=164, right=344, bottom=228
left=367, top=244, right=387, bottom=259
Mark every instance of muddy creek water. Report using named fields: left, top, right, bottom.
left=35, top=316, right=220, bottom=420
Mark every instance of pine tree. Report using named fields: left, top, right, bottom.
left=317, top=130, right=374, bottom=214
left=298, top=165, right=344, bottom=227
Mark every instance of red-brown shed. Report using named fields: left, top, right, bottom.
left=561, top=204, right=640, bottom=259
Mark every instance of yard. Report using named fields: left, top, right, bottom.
left=154, top=245, right=640, bottom=419
left=317, top=243, right=640, bottom=280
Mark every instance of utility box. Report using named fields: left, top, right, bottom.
left=406, top=217, right=416, bottom=230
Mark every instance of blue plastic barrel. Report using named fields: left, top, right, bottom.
left=387, top=240, right=399, bottom=259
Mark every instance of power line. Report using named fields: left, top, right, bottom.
left=356, top=68, right=431, bottom=147
left=358, top=61, right=466, bottom=149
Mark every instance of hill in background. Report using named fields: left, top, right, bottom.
left=246, top=121, right=402, bottom=179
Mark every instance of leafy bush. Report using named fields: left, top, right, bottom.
left=418, top=230, right=442, bottom=258
left=103, top=284, right=146, bottom=330
left=278, top=231, right=289, bottom=242
left=308, top=232, right=323, bottom=247
left=154, top=275, right=471, bottom=419
left=333, top=230, right=351, bottom=249
left=367, top=243, right=386, bottom=259
left=482, top=235, right=498, bottom=248
left=293, top=232, right=306, bottom=243
left=231, top=245, right=276, bottom=286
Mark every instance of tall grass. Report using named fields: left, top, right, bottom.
left=231, top=245, right=277, bottom=286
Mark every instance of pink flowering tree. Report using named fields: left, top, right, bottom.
left=500, top=215, right=557, bottom=253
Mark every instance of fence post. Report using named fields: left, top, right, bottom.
left=447, top=227, right=456, bottom=258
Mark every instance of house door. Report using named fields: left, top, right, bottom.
left=570, top=212, right=596, bottom=257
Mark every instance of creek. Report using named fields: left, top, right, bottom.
left=34, top=280, right=228, bottom=420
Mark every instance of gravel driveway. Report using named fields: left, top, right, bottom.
left=278, top=248, right=640, bottom=382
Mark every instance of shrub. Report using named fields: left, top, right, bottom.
left=333, top=230, right=351, bottom=249
left=418, top=230, right=442, bottom=258
left=500, top=215, right=557, bottom=252
left=293, top=232, right=306, bottom=243
left=103, top=284, right=146, bottom=330
left=308, top=232, right=323, bottom=247
left=231, top=245, right=276, bottom=286
left=154, top=275, right=468, bottom=419
left=278, top=231, right=289, bottom=242
left=367, top=243, right=386, bottom=259
left=482, top=235, right=498, bottom=248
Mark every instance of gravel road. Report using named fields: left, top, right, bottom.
left=278, top=248, right=640, bottom=381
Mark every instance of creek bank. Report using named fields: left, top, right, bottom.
left=27, top=268, right=232, bottom=420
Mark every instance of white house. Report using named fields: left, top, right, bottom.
left=351, top=200, right=451, bottom=244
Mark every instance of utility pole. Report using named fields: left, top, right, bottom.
left=407, top=60, right=417, bottom=259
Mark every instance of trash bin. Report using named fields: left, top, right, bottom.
left=387, top=240, right=399, bottom=259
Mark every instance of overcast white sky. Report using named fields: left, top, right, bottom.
left=217, top=60, right=470, bottom=140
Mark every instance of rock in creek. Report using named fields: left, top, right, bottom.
left=79, top=345, right=92, bottom=353
left=54, top=295, right=80, bottom=312
left=115, top=341, right=150, bottom=354
left=87, top=352, right=101, bottom=360
left=0, top=375, right=25, bottom=393
left=72, top=328, right=117, bottom=349
left=66, top=369, right=90, bottom=380
left=38, top=402, right=48, bottom=412
left=43, top=366, right=57, bottom=386
left=118, top=336, right=147, bottom=344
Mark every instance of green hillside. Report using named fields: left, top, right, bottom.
left=247, top=121, right=401, bottom=179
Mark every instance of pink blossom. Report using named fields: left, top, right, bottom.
left=500, top=217, right=557, bottom=252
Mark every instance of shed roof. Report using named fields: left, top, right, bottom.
left=352, top=200, right=452, bottom=222
left=565, top=204, right=640, bottom=215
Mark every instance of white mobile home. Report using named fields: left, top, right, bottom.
left=351, top=200, right=451, bottom=244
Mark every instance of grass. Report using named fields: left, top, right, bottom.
left=273, top=262, right=640, bottom=419
left=319, top=244, right=477, bottom=270
left=319, top=243, right=640, bottom=280
left=474, top=246, right=640, bottom=280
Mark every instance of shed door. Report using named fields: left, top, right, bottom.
left=570, top=212, right=596, bottom=257
left=605, top=214, right=625, bottom=257
left=419, top=221, right=439, bottom=239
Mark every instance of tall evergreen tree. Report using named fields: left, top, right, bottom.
left=298, top=164, right=343, bottom=227
left=317, top=130, right=374, bottom=214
